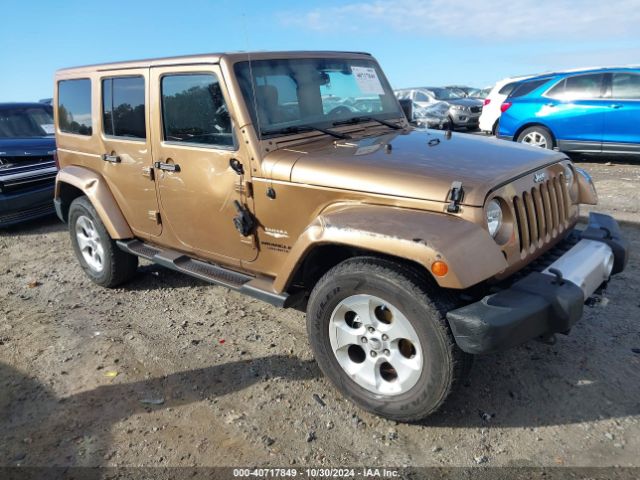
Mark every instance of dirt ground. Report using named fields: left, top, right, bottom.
left=1, top=156, right=639, bottom=469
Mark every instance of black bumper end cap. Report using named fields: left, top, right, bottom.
left=447, top=272, right=584, bottom=355
left=580, top=212, right=629, bottom=275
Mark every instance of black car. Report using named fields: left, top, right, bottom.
left=0, top=103, right=57, bottom=227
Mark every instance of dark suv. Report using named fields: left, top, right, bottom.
left=0, top=103, right=57, bottom=227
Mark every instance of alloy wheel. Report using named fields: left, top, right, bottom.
left=75, top=215, right=105, bottom=272
left=328, top=294, right=423, bottom=396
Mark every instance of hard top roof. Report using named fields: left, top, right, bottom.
left=56, top=51, right=373, bottom=75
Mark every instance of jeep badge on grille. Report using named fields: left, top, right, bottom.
left=534, top=172, right=546, bottom=183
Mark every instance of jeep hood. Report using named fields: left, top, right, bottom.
left=264, top=129, right=567, bottom=206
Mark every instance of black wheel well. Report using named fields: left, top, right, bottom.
left=288, top=244, right=435, bottom=297
left=57, top=182, right=85, bottom=222
left=513, top=123, right=556, bottom=146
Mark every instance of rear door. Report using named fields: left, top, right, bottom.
left=542, top=73, right=607, bottom=150
left=149, top=64, right=256, bottom=264
left=98, top=70, right=161, bottom=237
left=602, top=71, right=640, bottom=152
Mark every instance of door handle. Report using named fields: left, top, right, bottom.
left=102, top=153, right=121, bottom=163
left=154, top=161, right=180, bottom=172
left=545, top=103, right=556, bottom=107
left=610, top=104, right=623, bottom=109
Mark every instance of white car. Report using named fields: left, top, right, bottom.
left=479, top=75, right=533, bottom=134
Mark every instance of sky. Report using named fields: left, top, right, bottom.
left=1, top=0, right=640, bottom=102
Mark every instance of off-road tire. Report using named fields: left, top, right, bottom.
left=68, top=196, right=138, bottom=287
left=306, top=257, right=472, bottom=422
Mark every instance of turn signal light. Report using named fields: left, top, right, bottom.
left=500, top=102, right=512, bottom=113
left=431, top=261, right=449, bottom=277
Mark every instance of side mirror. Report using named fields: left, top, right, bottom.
left=398, top=99, right=413, bottom=122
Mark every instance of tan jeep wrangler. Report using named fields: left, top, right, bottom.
left=53, top=51, right=628, bottom=421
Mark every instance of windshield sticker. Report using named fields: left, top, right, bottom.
left=40, top=124, right=55, bottom=134
left=351, top=66, right=384, bottom=95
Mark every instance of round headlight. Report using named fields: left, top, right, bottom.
left=563, top=164, right=575, bottom=187
left=486, top=199, right=503, bottom=237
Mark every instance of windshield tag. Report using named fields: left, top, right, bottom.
left=351, top=66, right=384, bottom=94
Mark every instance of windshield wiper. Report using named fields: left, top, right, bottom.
left=332, top=116, right=402, bottom=130
left=261, top=124, right=350, bottom=140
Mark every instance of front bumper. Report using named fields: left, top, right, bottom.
left=447, top=212, right=629, bottom=354
left=0, top=183, right=55, bottom=227
left=450, top=111, right=481, bottom=127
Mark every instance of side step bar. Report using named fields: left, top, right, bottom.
left=116, top=239, right=291, bottom=308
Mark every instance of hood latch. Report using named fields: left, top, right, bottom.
left=447, top=181, right=464, bottom=213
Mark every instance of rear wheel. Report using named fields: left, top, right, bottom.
left=306, top=257, right=471, bottom=422
left=68, top=196, right=138, bottom=287
left=517, top=126, right=553, bottom=149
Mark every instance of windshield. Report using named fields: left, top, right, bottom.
left=424, top=88, right=462, bottom=100
left=234, top=58, right=402, bottom=136
left=0, top=105, right=54, bottom=138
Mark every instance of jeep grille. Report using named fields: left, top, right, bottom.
left=512, top=173, right=571, bottom=253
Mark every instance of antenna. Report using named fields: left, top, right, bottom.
left=242, top=13, right=263, bottom=141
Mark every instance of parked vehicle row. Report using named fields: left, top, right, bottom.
left=395, top=87, right=483, bottom=130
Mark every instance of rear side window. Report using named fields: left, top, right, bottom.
left=612, top=72, right=640, bottom=99
left=546, top=79, right=566, bottom=99
left=549, top=74, right=605, bottom=100
left=102, top=76, right=146, bottom=139
left=498, top=81, right=518, bottom=96
left=58, top=79, right=92, bottom=135
left=161, top=73, right=234, bottom=148
left=509, top=79, right=549, bottom=98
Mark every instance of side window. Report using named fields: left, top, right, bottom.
left=563, top=74, right=604, bottom=100
left=102, top=76, right=146, bottom=139
left=414, top=91, right=430, bottom=102
left=612, top=72, right=640, bottom=99
left=58, top=79, right=92, bottom=135
left=498, top=82, right=517, bottom=96
left=509, top=79, right=549, bottom=98
left=161, top=73, right=234, bottom=147
left=546, top=79, right=566, bottom=99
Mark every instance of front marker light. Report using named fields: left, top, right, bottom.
left=486, top=199, right=503, bottom=237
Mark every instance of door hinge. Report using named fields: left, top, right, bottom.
left=234, top=181, right=253, bottom=198
left=142, top=166, right=155, bottom=180
left=148, top=210, right=161, bottom=224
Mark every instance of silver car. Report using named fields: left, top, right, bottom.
left=395, top=87, right=483, bottom=130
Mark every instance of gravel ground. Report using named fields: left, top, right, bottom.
left=0, top=156, right=638, bottom=469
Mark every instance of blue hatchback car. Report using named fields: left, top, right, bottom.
left=497, top=67, right=640, bottom=154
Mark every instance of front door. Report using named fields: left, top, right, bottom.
left=149, top=65, right=256, bottom=264
left=98, top=70, right=161, bottom=237
left=603, top=71, right=640, bottom=152
left=543, top=73, right=607, bottom=150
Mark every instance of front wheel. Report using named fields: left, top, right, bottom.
left=68, top=196, right=138, bottom=287
left=306, top=257, right=471, bottom=422
left=517, top=126, right=554, bottom=149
